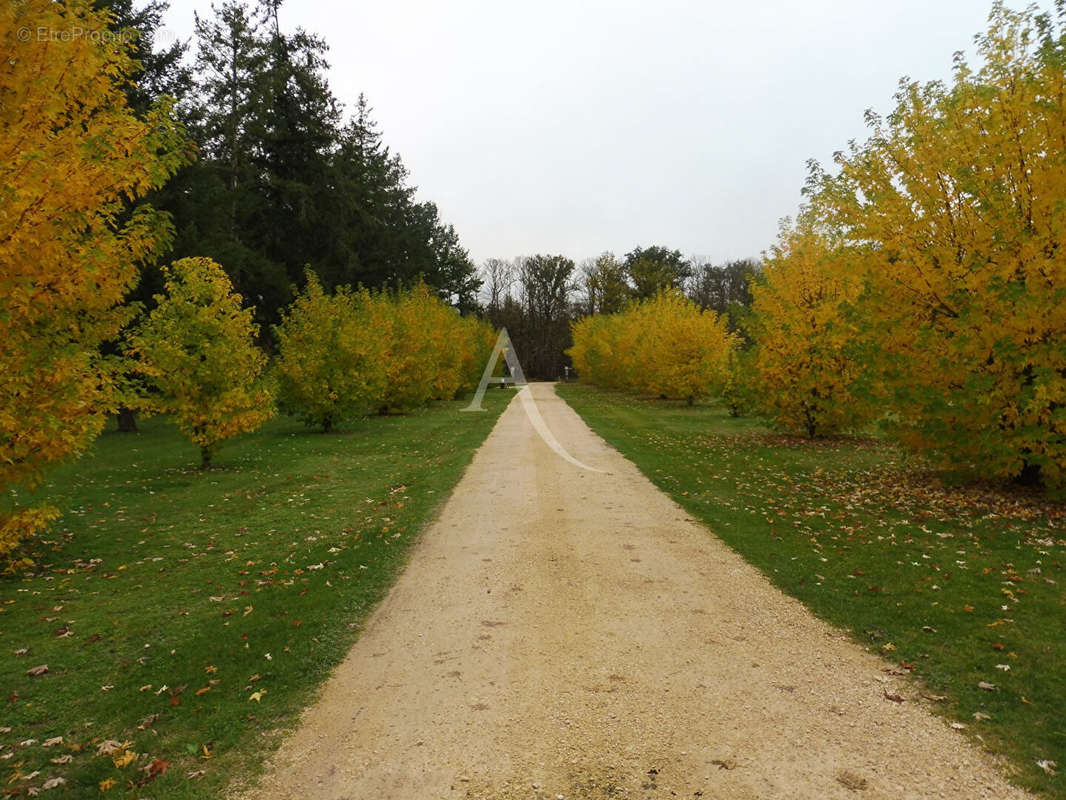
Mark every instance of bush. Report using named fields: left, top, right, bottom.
left=570, top=290, right=734, bottom=404
left=275, top=272, right=386, bottom=431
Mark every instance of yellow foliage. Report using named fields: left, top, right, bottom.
left=749, top=218, right=870, bottom=436
left=127, top=258, right=275, bottom=467
left=811, top=4, right=1066, bottom=485
left=0, top=0, right=188, bottom=562
left=275, top=272, right=386, bottom=431
left=570, top=291, right=734, bottom=404
left=275, top=278, right=496, bottom=422
left=372, top=283, right=495, bottom=414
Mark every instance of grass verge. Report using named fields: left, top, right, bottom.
left=0, top=391, right=510, bottom=798
left=556, top=382, right=1066, bottom=798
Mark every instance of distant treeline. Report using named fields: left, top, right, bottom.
left=478, top=249, right=757, bottom=380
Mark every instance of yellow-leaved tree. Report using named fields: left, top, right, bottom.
left=0, top=0, right=188, bottom=564
left=570, top=291, right=734, bottom=404
left=275, top=271, right=387, bottom=431
left=810, top=3, right=1066, bottom=485
left=748, top=217, right=870, bottom=436
left=127, top=258, right=275, bottom=468
left=372, top=283, right=492, bottom=413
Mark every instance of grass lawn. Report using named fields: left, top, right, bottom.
left=557, top=382, right=1066, bottom=799
left=0, top=391, right=510, bottom=799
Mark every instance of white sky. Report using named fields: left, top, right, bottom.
left=159, top=0, right=1036, bottom=265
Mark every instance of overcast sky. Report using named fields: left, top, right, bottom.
left=160, top=0, right=1036, bottom=265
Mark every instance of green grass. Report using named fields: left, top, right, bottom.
left=557, top=382, right=1066, bottom=798
left=0, top=392, right=510, bottom=798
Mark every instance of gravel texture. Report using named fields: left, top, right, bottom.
left=237, top=383, right=1032, bottom=800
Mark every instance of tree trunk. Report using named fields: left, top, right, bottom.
left=116, top=407, right=138, bottom=433
left=1016, top=460, right=1043, bottom=487
left=200, top=444, right=213, bottom=470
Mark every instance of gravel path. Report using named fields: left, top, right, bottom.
left=238, top=383, right=1032, bottom=800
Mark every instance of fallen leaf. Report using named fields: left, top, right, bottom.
left=136, top=714, right=160, bottom=731
left=113, top=750, right=137, bottom=769
left=99, top=778, right=116, bottom=791
left=950, top=722, right=966, bottom=730
left=204, top=665, right=217, bottom=674
left=194, top=687, right=210, bottom=696
left=96, top=740, right=126, bottom=756
left=41, top=737, right=62, bottom=748
left=41, top=777, right=65, bottom=790
left=973, top=712, right=992, bottom=721
left=978, top=681, right=997, bottom=691
left=1036, top=760, right=1058, bottom=776
left=248, top=690, right=265, bottom=703
left=143, top=758, right=169, bottom=780
left=49, top=755, right=72, bottom=765
left=882, top=688, right=905, bottom=703
left=25, top=665, right=48, bottom=677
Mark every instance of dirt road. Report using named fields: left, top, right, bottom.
left=240, top=383, right=1031, bottom=800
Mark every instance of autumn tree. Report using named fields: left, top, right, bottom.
left=748, top=217, right=869, bottom=437
left=0, top=0, right=187, bottom=563
left=274, top=271, right=386, bottom=431
left=570, top=291, right=734, bottom=404
left=127, top=258, right=275, bottom=467
left=810, top=3, right=1066, bottom=484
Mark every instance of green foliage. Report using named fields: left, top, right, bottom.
left=623, top=245, right=692, bottom=298
left=127, top=257, right=275, bottom=467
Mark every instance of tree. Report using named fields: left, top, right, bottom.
left=810, top=2, right=1066, bottom=484
left=748, top=217, right=869, bottom=437
left=688, top=258, right=758, bottom=334
left=127, top=257, right=275, bottom=468
left=0, top=0, right=187, bottom=564
left=274, top=272, right=386, bottom=431
left=569, top=291, right=734, bottom=404
left=98, top=0, right=197, bottom=433
left=579, top=251, right=630, bottom=315
left=517, top=255, right=577, bottom=379
left=481, top=258, right=516, bottom=312
left=624, top=245, right=692, bottom=299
